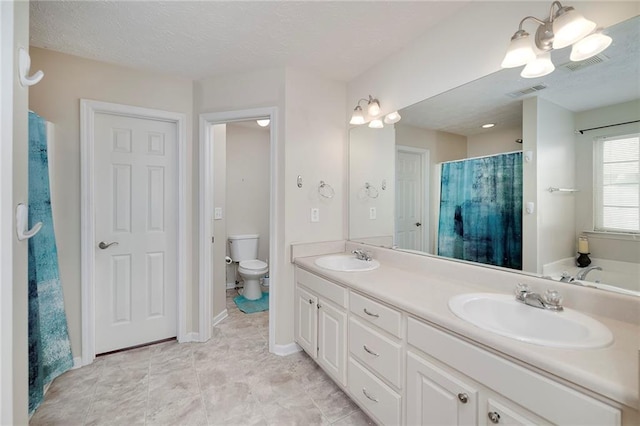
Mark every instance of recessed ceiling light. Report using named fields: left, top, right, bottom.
left=256, top=119, right=270, bottom=127
left=481, top=123, right=496, bottom=129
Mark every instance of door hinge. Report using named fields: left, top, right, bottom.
left=212, top=236, right=214, bottom=243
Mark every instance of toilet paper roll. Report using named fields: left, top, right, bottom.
left=225, top=256, right=233, bottom=265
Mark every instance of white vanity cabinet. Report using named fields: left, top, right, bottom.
left=407, top=317, right=622, bottom=426
left=348, top=292, right=403, bottom=425
left=294, top=268, right=348, bottom=386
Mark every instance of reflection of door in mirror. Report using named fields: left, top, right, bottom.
left=395, top=146, right=429, bottom=252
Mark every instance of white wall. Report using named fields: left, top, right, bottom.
left=349, top=126, right=395, bottom=241
left=226, top=123, right=271, bottom=262
left=575, top=99, right=640, bottom=264
left=467, top=126, right=522, bottom=158
left=195, top=66, right=347, bottom=348
left=523, top=97, right=576, bottom=274
left=28, top=48, right=195, bottom=358
left=1, top=1, right=29, bottom=422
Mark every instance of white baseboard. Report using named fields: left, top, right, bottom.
left=180, top=332, right=200, bottom=343
left=272, top=342, right=302, bottom=356
left=72, top=356, right=83, bottom=369
left=212, top=309, right=228, bottom=327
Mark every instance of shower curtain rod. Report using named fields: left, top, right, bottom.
left=576, top=119, right=640, bottom=135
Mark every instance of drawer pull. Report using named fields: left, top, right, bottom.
left=363, top=308, right=379, bottom=318
left=488, top=412, right=501, bottom=424
left=362, top=388, right=379, bottom=403
left=363, top=345, right=380, bottom=357
left=457, top=393, right=468, bottom=403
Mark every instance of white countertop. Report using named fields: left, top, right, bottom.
left=294, top=253, right=640, bottom=411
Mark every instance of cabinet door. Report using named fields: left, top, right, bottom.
left=407, top=351, right=478, bottom=426
left=317, top=299, right=347, bottom=386
left=295, top=285, right=318, bottom=358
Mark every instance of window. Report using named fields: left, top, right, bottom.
left=594, top=133, right=640, bottom=233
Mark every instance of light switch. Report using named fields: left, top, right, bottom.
left=369, top=207, right=377, bottom=220
left=214, top=207, right=223, bottom=220
left=311, top=208, right=320, bottom=222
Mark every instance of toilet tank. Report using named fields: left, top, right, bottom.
left=228, top=234, right=259, bottom=261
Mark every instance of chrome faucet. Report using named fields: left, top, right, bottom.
left=515, top=284, right=563, bottom=311
left=352, top=249, right=372, bottom=261
left=575, top=266, right=602, bottom=281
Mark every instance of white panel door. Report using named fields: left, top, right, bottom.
left=294, top=285, right=318, bottom=358
left=94, top=113, right=177, bottom=354
left=317, top=300, right=347, bottom=386
left=396, top=149, right=424, bottom=250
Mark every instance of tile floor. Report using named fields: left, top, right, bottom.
left=30, top=290, right=374, bottom=426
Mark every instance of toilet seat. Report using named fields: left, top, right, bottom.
left=238, top=259, right=268, bottom=275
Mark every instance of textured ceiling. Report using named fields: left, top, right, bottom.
left=400, top=16, right=640, bottom=136
left=30, top=1, right=468, bottom=81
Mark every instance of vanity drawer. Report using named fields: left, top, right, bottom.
left=296, top=267, right=347, bottom=308
left=350, top=291, right=402, bottom=337
left=407, top=318, right=621, bottom=426
left=349, top=317, right=402, bottom=388
left=348, top=358, right=401, bottom=426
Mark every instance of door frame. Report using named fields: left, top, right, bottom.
left=199, top=107, right=279, bottom=352
left=80, top=99, right=188, bottom=365
left=396, top=145, right=430, bottom=252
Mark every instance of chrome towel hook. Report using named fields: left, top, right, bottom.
left=15, top=203, right=43, bottom=241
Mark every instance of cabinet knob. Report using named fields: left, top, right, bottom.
left=488, top=412, right=501, bottom=424
left=457, top=393, right=468, bottom=403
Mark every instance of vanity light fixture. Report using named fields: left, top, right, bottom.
left=368, top=118, right=384, bottom=129
left=350, top=95, right=381, bottom=125
left=256, top=119, right=270, bottom=127
left=501, top=1, right=610, bottom=78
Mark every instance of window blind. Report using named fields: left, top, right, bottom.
left=594, top=133, right=640, bottom=233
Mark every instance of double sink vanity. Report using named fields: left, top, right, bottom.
left=292, top=241, right=640, bottom=425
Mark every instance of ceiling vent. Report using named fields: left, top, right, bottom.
left=560, top=54, right=609, bottom=72
left=506, top=84, right=548, bottom=98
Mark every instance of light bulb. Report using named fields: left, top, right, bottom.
left=368, top=118, right=384, bottom=129
left=501, top=30, right=536, bottom=68
left=350, top=106, right=365, bottom=125
left=520, top=52, right=555, bottom=78
left=367, top=99, right=381, bottom=116
left=570, top=32, right=612, bottom=61
left=384, top=111, right=401, bottom=124
left=552, top=7, right=596, bottom=49
left=256, top=119, right=270, bottom=127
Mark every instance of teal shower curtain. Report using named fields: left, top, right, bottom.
left=437, top=151, right=523, bottom=270
left=28, top=111, right=73, bottom=414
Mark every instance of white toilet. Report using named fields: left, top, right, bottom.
left=228, top=234, right=268, bottom=301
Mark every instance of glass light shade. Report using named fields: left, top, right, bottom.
left=350, top=106, right=365, bottom=125
left=384, top=111, right=401, bottom=124
left=520, top=52, right=555, bottom=78
left=570, top=32, right=612, bottom=61
left=367, top=99, right=381, bottom=116
left=256, top=119, right=270, bottom=127
left=552, top=8, right=596, bottom=49
left=501, top=33, right=536, bottom=68
left=368, top=118, right=384, bottom=129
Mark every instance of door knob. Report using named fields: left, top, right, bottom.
left=415, top=222, right=422, bottom=227
left=98, top=241, right=119, bottom=250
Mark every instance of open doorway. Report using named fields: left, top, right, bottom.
left=199, top=108, right=280, bottom=353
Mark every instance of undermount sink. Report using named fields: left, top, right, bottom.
left=448, top=293, right=613, bottom=349
left=314, top=255, right=380, bottom=272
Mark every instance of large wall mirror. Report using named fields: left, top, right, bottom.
left=349, top=15, right=639, bottom=296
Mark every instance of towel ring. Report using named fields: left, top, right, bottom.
left=318, top=181, right=335, bottom=199
left=364, top=182, right=379, bottom=199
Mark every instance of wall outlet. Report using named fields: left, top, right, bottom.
left=311, top=208, right=320, bottom=223
left=214, top=207, right=223, bottom=220
left=369, top=207, right=377, bottom=220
